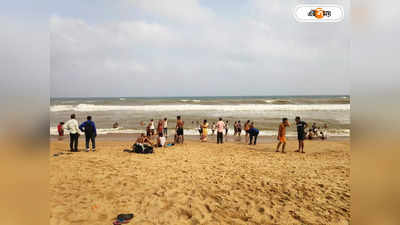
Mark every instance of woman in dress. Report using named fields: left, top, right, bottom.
left=200, top=119, right=209, bottom=142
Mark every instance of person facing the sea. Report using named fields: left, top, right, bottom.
left=148, top=119, right=155, bottom=137
left=216, top=118, right=225, bottom=144
left=175, top=116, right=184, bottom=144
left=163, top=118, right=168, bottom=138
left=225, top=121, right=229, bottom=136
left=211, top=122, right=216, bottom=136
left=157, top=119, right=164, bottom=136
left=237, top=121, right=242, bottom=136
left=200, top=120, right=209, bottom=142
left=233, top=121, right=238, bottom=136
left=63, top=114, right=80, bottom=152
left=276, top=118, right=290, bottom=153
left=248, top=122, right=259, bottom=145
left=244, top=120, right=251, bottom=142
left=295, top=116, right=308, bottom=153
left=79, top=116, right=97, bottom=152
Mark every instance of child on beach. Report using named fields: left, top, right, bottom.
left=57, top=122, right=64, bottom=137
left=276, top=118, right=290, bottom=153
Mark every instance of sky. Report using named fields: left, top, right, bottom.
left=5, top=0, right=352, bottom=98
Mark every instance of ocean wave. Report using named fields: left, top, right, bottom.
left=50, top=127, right=349, bottom=137
left=264, top=99, right=292, bottom=104
left=180, top=99, right=201, bottom=103
left=50, top=103, right=350, bottom=112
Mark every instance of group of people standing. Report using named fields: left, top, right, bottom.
left=58, top=113, right=319, bottom=154
left=59, top=114, right=97, bottom=152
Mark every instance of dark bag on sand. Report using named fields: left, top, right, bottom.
left=134, top=144, right=144, bottom=153
left=143, top=145, right=153, bottom=154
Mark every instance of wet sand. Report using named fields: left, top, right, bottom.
left=50, top=137, right=350, bottom=225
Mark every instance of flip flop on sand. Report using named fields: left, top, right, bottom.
left=294, top=150, right=300, bottom=152
left=113, top=213, right=134, bottom=224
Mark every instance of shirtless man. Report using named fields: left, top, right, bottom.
left=276, top=118, right=290, bottom=153
left=175, top=115, right=184, bottom=144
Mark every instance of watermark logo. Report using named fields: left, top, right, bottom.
left=294, top=5, right=344, bottom=23
left=308, top=8, right=331, bottom=19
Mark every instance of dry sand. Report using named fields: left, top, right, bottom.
left=50, top=137, right=350, bottom=225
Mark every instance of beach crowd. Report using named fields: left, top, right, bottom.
left=58, top=114, right=328, bottom=154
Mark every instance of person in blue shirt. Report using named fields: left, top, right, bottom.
left=248, top=122, right=259, bottom=145
left=79, top=116, right=97, bottom=152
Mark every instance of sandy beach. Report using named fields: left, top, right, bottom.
left=50, top=137, right=350, bottom=225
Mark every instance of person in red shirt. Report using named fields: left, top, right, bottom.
left=57, top=122, right=64, bottom=136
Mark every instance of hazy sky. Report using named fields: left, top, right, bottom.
left=49, top=0, right=350, bottom=97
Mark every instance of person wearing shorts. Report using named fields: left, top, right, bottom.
left=276, top=118, right=290, bottom=153
left=163, top=118, right=168, bottom=137
left=295, top=116, right=308, bottom=153
left=237, top=121, right=242, bottom=136
left=175, top=116, right=184, bottom=144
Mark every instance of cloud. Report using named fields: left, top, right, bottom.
left=127, top=0, right=216, bottom=24
left=50, top=1, right=350, bottom=97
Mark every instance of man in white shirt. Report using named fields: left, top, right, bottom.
left=63, top=114, right=80, bottom=152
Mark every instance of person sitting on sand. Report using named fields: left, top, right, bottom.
left=295, top=116, right=308, bottom=153
left=276, top=118, right=290, bottom=153
left=216, top=118, right=225, bottom=144
left=136, top=133, right=154, bottom=146
left=200, top=120, right=209, bottom=142
left=248, top=122, right=259, bottom=145
left=175, top=116, right=184, bottom=144
left=133, top=133, right=154, bottom=153
left=157, top=133, right=166, bottom=147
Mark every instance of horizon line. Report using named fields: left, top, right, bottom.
left=51, top=94, right=350, bottom=99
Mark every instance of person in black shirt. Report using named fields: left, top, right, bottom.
left=295, top=116, right=308, bottom=153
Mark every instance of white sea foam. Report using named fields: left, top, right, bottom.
left=50, top=104, right=350, bottom=112
left=180, top=99, right=201, bottom=103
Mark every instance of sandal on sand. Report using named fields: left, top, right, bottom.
left=113, top=213, right=134, bottom=224
left=294, top=150, right=300, bottom=152
left=113, top=220, right=130, bottom=225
